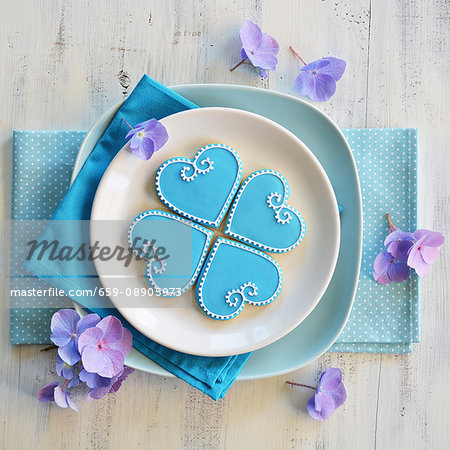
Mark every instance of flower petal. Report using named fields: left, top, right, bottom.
left=329, top=381, right=347, bottom=409
left=301, top=58, right=330, bottom=72
left=373, top=250, right=391, bottom=275
left=421, top=245, right=440, bottom=264
left=146, top=121, right=169, bottom=152
left=239, top=20, right=262, bottom=54
left=259, top=32, right=280, bottom=55
left=78, top=326, right=103, bottom=353
left=82, top=346, right=125, bottom=378
left=387, top=260, right=410, bottom=282
left=76, top=313, right=101, bottom=336
left=96, top=316, right=123, bottom=344
left=407, top=247, right=429, bottom=277
left=51, top=309, right=79, bottom=336
left=307, top=392, right=336, bottom=421
left=130, top=137, right=155, bottom=160
left=36, top=382, right=58, bottom=402
left=318, top=368, right=343, bottom=391
left=58, top=340, right=81, bottom=366
left=53, top=385, right=69, bottom=408
left=310, top=73, right=336, bottom=102
left=108, top=327, right=133, bottom=356
left=413, top=229, right=445, bottom=247
left=295, top=71, right=315, bottom=98
left=50, top=330, right=71, bottom=347
left=319, top=57, right=346, bottom=81
left=109, top=367, right=134, bottom=394
left=249, top=52, right=278, bottom=71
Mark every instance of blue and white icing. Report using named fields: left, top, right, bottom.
left=195, top=238, right=283, bottom=321
left=128, top=210, right=213, bottom=297
left=224, top=169, right=306, bottom=253
left=154, top=144, right=243, bottom=228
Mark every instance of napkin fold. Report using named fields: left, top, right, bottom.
left=11, top=77, right=420, bottom=400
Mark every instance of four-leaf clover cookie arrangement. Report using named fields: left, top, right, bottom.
left=128, top=143, right=306, bottom=321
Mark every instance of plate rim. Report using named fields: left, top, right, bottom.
left=90, top=106, right=341, bottom=356
left=72, top=83, right=362, bottom=379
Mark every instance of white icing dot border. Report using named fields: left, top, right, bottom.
left=128, top=209, right=213, bottom=297
left=224, top=169, right=306, bottom=253
left=154, top=143, right=243, bottom=228
left=195, top=237, right=283, bottom=321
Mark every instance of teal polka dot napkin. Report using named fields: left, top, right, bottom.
left=331, top=128, right=419, bottom=353
left=11, top=127, right=418, bottom=353
left=10, top=131, right=86, bottom=344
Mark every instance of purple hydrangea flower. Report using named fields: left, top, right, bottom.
left=373, top=249, right=410, bottom=284
left=234, top=20, right=279, bottom=78
left=384, top=230, right=416, bottom=262
left=36, top=382, right=77, bottom=411
left=295, top=57, right=346, bottom=102
left=50, top=310, right=101, bottom=366
left=307, top=368, right=347, bottom=421
left=78, top=316, right=133, bottom=378
left=125, top=118, right=169, bottom=160
left=407, top=229, right=444, bottom=277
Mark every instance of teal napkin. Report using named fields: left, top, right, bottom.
left=330, top=128, right=419, bottom=353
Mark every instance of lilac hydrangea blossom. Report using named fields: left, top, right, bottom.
left=231, top=20, right=279, bottom=78
left=287, top=368, right=347, bottom=421
left=125, top=118, right=168, bottom=160
left=291, top=49, right=346, bottom=102
left=306, top=368, right=347, bottom=421
left=50, top=310, right=100, bottom=366
left=37, top=310, right=134, bottom=411
left=373, top=214, right=444, bottom=284
left=407, top=229, right=445, bottom=277
left=78, top=316, right=133, bottom=378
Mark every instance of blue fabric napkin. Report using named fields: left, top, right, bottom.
left=20, top=75, right=250, bottom=400
left=330, top=128, right=419, bottom=353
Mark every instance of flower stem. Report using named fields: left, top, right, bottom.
left=230, top=58, right=248, bottom=72
left=62, top=379, right=69, bottom=392
left=286, top=381, right=316, bottom=390
left=290, top=46, right=307, bottom=66
left=40, top=345, right=57, bottom=352
left=123, top=119, right=133, bottom=130
left=386, top=213, right=398, bottom=233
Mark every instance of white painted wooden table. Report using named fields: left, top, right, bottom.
left=1, top=1, right=449, bottom=449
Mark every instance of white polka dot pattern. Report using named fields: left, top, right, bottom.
left=10, top=130, right=85, bottom=344
left=331, top=128, right=419, bottom=353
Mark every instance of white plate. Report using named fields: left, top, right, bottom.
left=91, top=107, right=340, bottom=356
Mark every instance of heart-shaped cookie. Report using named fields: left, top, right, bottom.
left=224, top=170, right=306, bottom=253
left=128, top=210, right=213, bottom=297
left=196, top=238, right=283, bottom=320
left=155, top=144, right=243, bottom=228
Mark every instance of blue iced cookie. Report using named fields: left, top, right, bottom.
left=224, top=169, right=306, bottom=253
left=128, top=210, right=213, bottom=297
left=154, top=144, right=243, bottom=228
left=195, top=237, right=283, bottom=321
